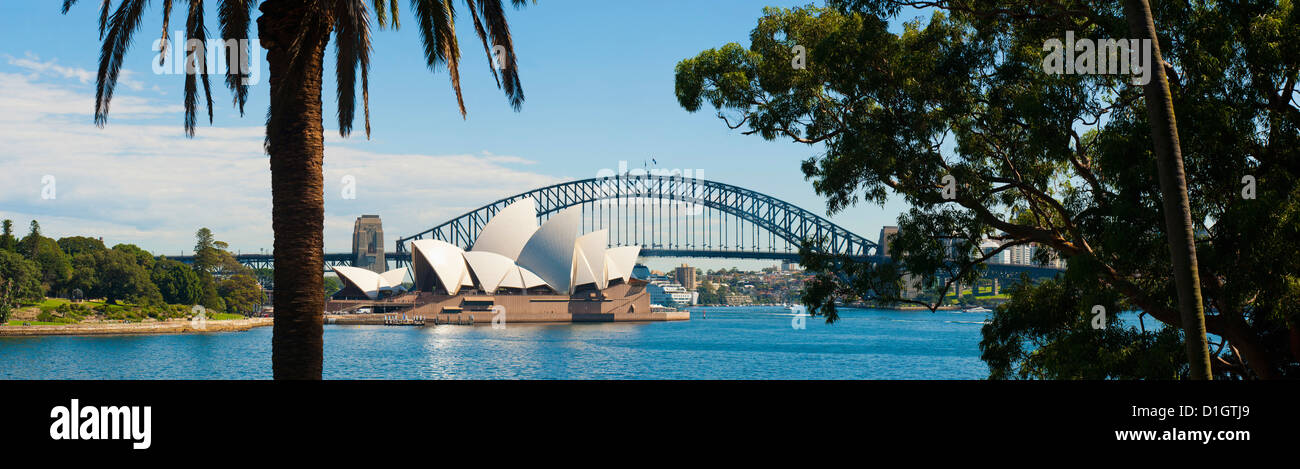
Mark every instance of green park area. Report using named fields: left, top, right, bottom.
left=0, top=222, right=266, bottom=326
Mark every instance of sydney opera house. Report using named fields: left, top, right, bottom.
left=329, top=198, right=688, bottom=323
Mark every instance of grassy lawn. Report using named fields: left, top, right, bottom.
left=36, top=298, right=70, bottom=309
left=4, top=320, right=69, bottom=326
left=7, top=297, right=253, bottom=324
left=21, top=298, right=111, bottom=308
left=17, top=298, right=73, bottom=310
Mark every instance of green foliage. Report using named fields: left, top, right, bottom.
left=676, top=1, right=1300, bottom=378
left=187, top=230, right=264, bottom=313
left=30, top=225, right=263, bottom=316
left=0, top=219, right=16, bottom=252
left=323, top=275, right=342, bottom=299
left=53, top=301, right=94, bottom=322
left=35, top=310, right=78, bottom=324
left=18, top=235, right=71, bottom=295
left=218, top=272, right=264, bottom=315
left=65, top=252, right=98, bottom=299
left=56, top=236, right=106, bottom=258
left=198, top=275, right=226, bottom=312
left=0, top=281, right=12, bottom=324
left=696, top=280, right=721, bottom=305
left=111, top=244, right=155, bottom=271
left=255, top=268, right=274, bottom=290
left=73, top=249, right=163, bottom=305
left=152, top=259, right=203, bottom=305
left=193, top=228, right=221, bottom=274
left=981, top=277, right=1187, bottom=379
left=0, top=250, right=43, bottom=304
left=23, top=220, right=40, bottom=258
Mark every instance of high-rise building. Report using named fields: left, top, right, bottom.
left=980, top=239, right=1006, bottom=264
left=352, top=215, right=385, bottom=273
left=674, top=264, right=697, bottom=290
left=1007, top=243, right=1033, bottom=265
left=878, top=226, right=900, bottom=258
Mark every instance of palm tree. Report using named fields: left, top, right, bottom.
left=64, top=0, right=533, bottom=379
left=1121, top=0, right=1213, bottom=379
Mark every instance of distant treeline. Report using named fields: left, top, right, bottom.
left=0, top=221, right=264, bottom=318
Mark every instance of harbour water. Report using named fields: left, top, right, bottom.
left=0, top=306, right=993, bottom=379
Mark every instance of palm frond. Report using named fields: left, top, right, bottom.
left=218, top=0, right=256, bottom=115
left=93, top=0, right=148, bottom=127
left=334, top=0, right=373, bottom=137
left=184, top=0, right=215, bottom=136
left=468, top=0, right=524, bottom=110
left=464, top=0, right=500, bottom=89
left=411, top=0, right=466, bottom=117
left=99, top=0, right=112, bottom=39
left=159, top=0, right=174, bottom=66
left=371, top=0, right=402, bottom=30
left=372, top=0, right=387, bottom=28
left=58, top=0, right=116, bottom=41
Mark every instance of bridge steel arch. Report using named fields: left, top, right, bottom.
left=161, top=175, right=1066, bottom=285
left=393, top=175, right=878, bottom=266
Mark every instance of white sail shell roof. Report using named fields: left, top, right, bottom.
left=462, top=251, right=516, bottom=293
left=333, top=266, right=384, bottom=300
left=520, top=266, right=549, bottom=288
left=379, top=267, right=409, bottom=287
left=498, top=266, right=525, bottom=289
left=496, top=265, right=549, bottom=290
left=411, top=239, right=471, bottom=295
left=334, top=266, right=410, bottom=300
left=573, top=229, right=608, bottom=290
left=404, top=201, right=642, bottom=296
left=603, top=245, right=641, bottom=283
left=471, top=197, right=539, bottom=261
left=515, top=207, right=582, bottom=294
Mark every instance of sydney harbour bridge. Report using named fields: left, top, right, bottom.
left=167, top=174, right=1063, bottom=283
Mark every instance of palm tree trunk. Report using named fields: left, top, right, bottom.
left=1122, top=0, right=1213, bottom=380
left=259, top=0, right=331, bottom=380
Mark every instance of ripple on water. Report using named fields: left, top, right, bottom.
left=0, top=307, right=991, bottom=379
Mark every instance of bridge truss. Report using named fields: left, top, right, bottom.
left=393, top=174, right=878, bottom=267
left=164, top=175, right=1065, bottom=288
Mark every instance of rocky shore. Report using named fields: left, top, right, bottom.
left=0, top=318, right=273, bottom=337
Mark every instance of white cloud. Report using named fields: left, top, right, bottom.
left=0, top=56, right=563, bottom=257
left=6, top=52, right=146, bottom=91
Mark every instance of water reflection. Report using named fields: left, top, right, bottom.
left=3, top=307, right=995, bottom=379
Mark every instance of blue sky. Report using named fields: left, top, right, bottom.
left=0, top=1, right=920, bottom=271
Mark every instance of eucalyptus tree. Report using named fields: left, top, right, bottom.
left=675, top=1, right=1299, bottom=378
left=64, top=0, right=534, bottom=378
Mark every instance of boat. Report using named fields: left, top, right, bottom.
left=962, top=306, right=992, bottom=313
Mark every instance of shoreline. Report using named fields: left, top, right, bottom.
left=0, top=303, right=979, bottom=337
left=0, top=318, right=273, bottom=337
left=326, top=310, right=690, bottom=325
left=690, top=304, right=968, bottom=311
